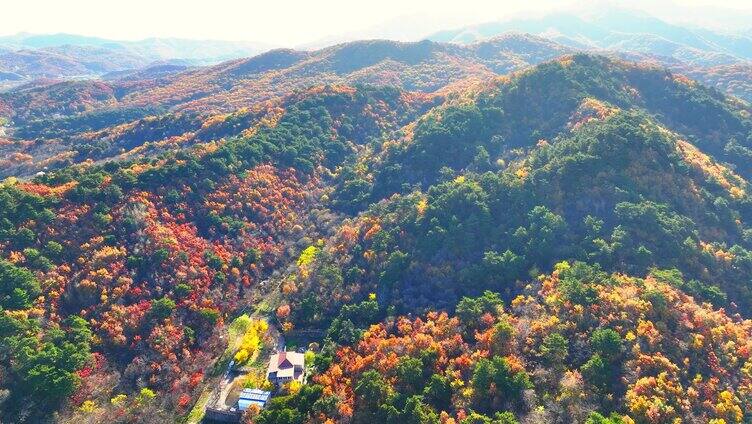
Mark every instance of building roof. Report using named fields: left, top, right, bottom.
left=238, top=388, right=271, bottom=411
left=267, top=350, right=305, bottom=375
left=240, top=388, right=271, bottom=401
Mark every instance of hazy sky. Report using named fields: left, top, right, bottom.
left=3, top=0, right=752, bottom=46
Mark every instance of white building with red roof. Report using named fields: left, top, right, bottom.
left=267, top=350, right=305, bottom=385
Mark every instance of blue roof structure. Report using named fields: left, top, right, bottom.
left=237, top=388, right=272, bottom=411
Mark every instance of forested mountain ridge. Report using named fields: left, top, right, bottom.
left=0, top=34, right=569, bottom=122
left=0, top=34, right=570, bottom=179
left=3, top=50, right=752, bottom=423
left=4, top=33, right=752, bottom=182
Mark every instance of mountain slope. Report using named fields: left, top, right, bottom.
left=3, top=50, right=752, bottom=423
left=115, top=36, right=570, bottom=113
left=280, top=54, right=752, bottom=338
left=0, top=84, right=430, bottom=422
left=305, top=267, right=752, bottom=423
left=267, top=55, right=752, bottom=422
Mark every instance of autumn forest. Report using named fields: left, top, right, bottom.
left=4, top=5, right=752, bottom=424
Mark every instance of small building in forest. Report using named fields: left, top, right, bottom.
left=267, top=350, right=305, bottom=385
left=237, top=388, right=272, bottom=411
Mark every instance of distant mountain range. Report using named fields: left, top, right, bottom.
left=3, top=8, right=752, bottom=84
left=0, top=33, right=271, bottom=83
left=427, top=8, right=752, bottom=66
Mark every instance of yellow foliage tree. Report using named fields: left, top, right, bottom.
left=79, top=400, right=96, bottom=413
left=297, top=246, right=319, bottom=267
left=243, top=371, right=274, bottom=391
left=285, top=380, right=303, bottom=395
left=110, top=394, right=127, bottom=406
left=234, top=319, right=269, bottom=364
